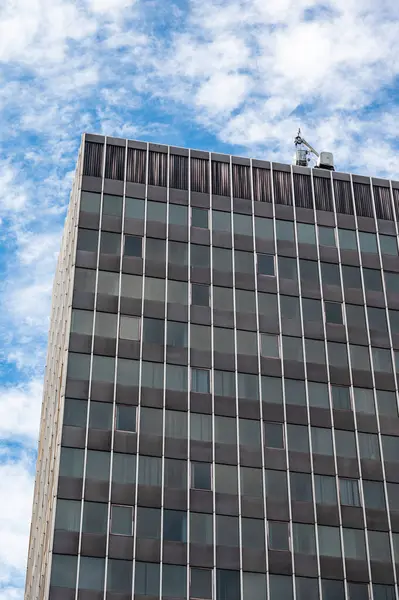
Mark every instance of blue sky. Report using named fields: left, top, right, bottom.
left=0, top=0, right=398, bottom=598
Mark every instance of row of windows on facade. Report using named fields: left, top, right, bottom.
left=58, top=444, right=399, bottom=513
left=67, top=344, right=399, bottom=397
left=81, top=191, right=399, bottom=254
left=53, top=499, right=399, bottom=564
left=52, top=552, right=392, bottom=600
left=75, top=248, right=399, bottom=302
left=71, top=306, right=399, bottom=367
left=83, top=143, right=397, bottom=221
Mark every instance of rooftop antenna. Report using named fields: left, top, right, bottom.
left=293, top=128, right=335, bottom=171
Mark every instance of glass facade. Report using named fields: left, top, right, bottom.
left=26, top=135, right=399, bottom=600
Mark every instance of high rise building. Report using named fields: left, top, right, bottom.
left=25, top=133, right=399, bottom=600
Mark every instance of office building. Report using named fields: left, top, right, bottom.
left=25, top=133, right=399, bottom=600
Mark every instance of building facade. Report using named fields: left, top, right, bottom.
left=25, top=133, right=399, bottom=600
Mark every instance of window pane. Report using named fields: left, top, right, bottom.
left=342, top=265, right=362, bottom=289
left=162, top=564, right=186, bottom=598
left=308, top=382, right=329, bottom=408
left=215, top=416, right=236, bottom=445
left=279, top=256, right=297, bottom=281
left=258, top=253, right=275, bottom=276
left=165, top=458, right=187, bottom=489
left=144, top=277, right=165, bottom=302
left=340, top=478, right=360, bottom=506
left=276, top=219, right=294, bottom=241
left=331, top=385, right=351, bottom=410
left=116, top=405, right=136, bottom=432
left=265, top=470, right=288, bottom=501
left=63, top=398, right=87, bottom=427
left=124, top=235, right=142, bottom=257
left=282, top=336, right=303, bottom=362
left=111, top=505, right=133, bottom=535
left=191, top=324, right=211, bottom=351
left=143, top=318, right=164, bottom=344
left=363, top=480, right=385, bottom=510
left=291, top=472, right=312, bottom=502
left=268, top=521, right=289, bottom=550
left=125, top=197, right=145, bottom=220
left=140, top=407, right=162, bottom=435
left=242, top=572, right=267, bottom=600
left=261, top=376, right=283, bottom=404
left=138, top=456, right=161, bottom=486
left=112, top=452, right=136, bottom=484
left=95, top=312, right=117, bottom=338
left=55, top=499, right=81, bottom=531
left=191, top=244, right=210, bottom=268
left=314, top=475, right=337, bottom=505
left=269, top=574, right=293, bottom=600
left=255, top=216, right=274, bottom=240
left=373, top=585, right=396, bottom=600
left=107, top=559, right=132, bottom=593
left=168, top=241, right=188, bottom=266
left=318, top=226, right=336, bottom=247
left=311, top=427, right=333, bottom=455
left=190, top=512, right=213, bottom=545
left=212, top=210, right=231, bottom=233
left=325, top=301, right=343, bottom=324
left=305, top=339, right=326, bottom=365
left=192, top=283, right=209, bottom=306
left=169, top=204, right=188, bottom=226
left=191, top=462, right=211, bottom=490
left=67, top=352, right=90, bottom=381
left=59, top=447, right=84, bottom=478
left=339, top=228, right=357, bottom=251
left=297, top=222, right=316, bottom=244
left=353, top=388, right=375, bottom=414
left=80, top=191, right=100, bottom=214
left=358, top=432, right=380, bottom=460
left=82, top=501, right=108, bottom=533
left=92, top=355, right=115, bottom=383
left=190, top=413, right=212, bottom=442
left=380, top=235, right=398, bottom=255
left=321, top=262, right=341, bottom=286
left=359, top=231, right=378, bottom=253
left=89, top=401, right=112, bottom=430
left=239, top=419, right=261, bottom=448
left=387, top=482, right=399, bottom=511
left=117, top=358, right=139, bottom=386
left=343, top=528, right=366, bottom=559
left=217, top=570, right=240, bottom=600
left=335, top=429, right=357, bottom=458
left=71, top=309, right=94, bottom=335
left=167, top=321, right=188, bottom=347
left=134, top=561, right=159, bottom=596
left=163, top=510, right=187, bottom=542
left=86, top=450, right=110, bottom=481
left=264, top=422, right=284, bottom=448
left=318, top=525, right=341, bottom=557
left=51, top=554, right=77, bottom=588
left=191, top=568, right=212, bottom=599
left=214, top=464, right=238, bottom=495
left=103, top=194, right=122, bottom=217
left=348, top=583, right=369, bottom=600
left=236, top=330, right=257, bottom=355
left=168, top=280, right=188, bottom=304
left=293, top=523, right=316, bottom=554
left=240, top=466, right=263, bottom=498
left=328, top=342, right=348, bottom=368
left=261, top=333, right=279, bottom=358
left=287, top=424, right=309, bottom=453
left=192, top=207, right=208, bottom=229
left=213, top=247, right=232, bottom=272
left=147, top=200, right=166, bottom=223
left=322, top=580, right=345, bottom=600
left=235, top=250, right=254, bottom=274
left=146, top=238, right=164, bottom=261
left=242, top=517, right=265, bottom=549
left=363, top=268, right=382, bottom=292
left=296, top=577, right=319, bottom=600
left=383, top=435, right=399, bottom=461
left=234, top=212, right=252, bottom=236
left=237, top=372, right=258, bottom=400
left=377, top=390, right=398, bottom=416
left=216, top=515, right=239, bottom=546
left=79, top=556, right=105, bottom=591
left=121, top=273, right=141, bottom=298
left=368, top=530, right=391, bottom=561
left=136, top=507, right=161, bottom=539
left=191, top=368, right=210, bottom=393
left=165, top=364, right=188, bottom=391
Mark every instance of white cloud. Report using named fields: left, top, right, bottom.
left=0, top=380, right=42, bottom=443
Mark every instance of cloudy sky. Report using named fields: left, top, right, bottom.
left=0, top=0, right=398, bottom=598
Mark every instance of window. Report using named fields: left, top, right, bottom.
left=321, top=262, right=341, bottom=286
left=338, top=228, right=357, bottom=251
left=368, top=530, right=391, bottom=561
left=296, top=577, right=319, bottom=600
left=55, top=499, right=81, bottom=531
left=136, top=507, right=161, bottom=539
left=51, top=554, right=78, bottom=588
left=74, top=267, right=96, bottom=293
left=343, top=528, right=366, bottom=560
left=305, top=339, right=326, bottom=365
left=144, top=276, right=165, bottom=302
left=359, top=231, right=378, bottom=254
left=233, top=212, right=253, bottom=237
left=377, top=390, right=398, bottom=417
left=265, top=470, right=288, bottom=501
left=331, top=385, right=351, bottom=410
left=91, top=355, right=115, bottom=383
left=269, top=574, right=293, bottom=600
left=287, top=424, right=309, bottom=453
left=135, top=562, right=160, bottom=596
left=214, top=370, right=235, bottom=398
left=217, top=514, right=239, bottom=546
left=165, top=458, right=187, bottom=489
left=235, top=249, right=254, bottom=274
left=261, top=375, right=283, bottom=404
left=213, top=286, right=233, bottom=311
left=327, top=341, right=348, bottom=368
left=308, top=381, right=329, bottom=408
left=342, top=265, right=362, bottom=289
left=214, top=464, right=238, bottom=495
left=95, top=312, right=117, bottom=338
left=165, top=409, right=188, bottom=438
left=268, top=521, right=289, bottom=550
left=242, top=517, right=265, bottom=549
left=240, top=466, right=263, bottom=498
left=264, top=422, right=284, bottom=449
left=258, top=291, right=278, bottom=318
left=125, top=197, right=145, bottom=220
left=350, top=344, right=371, bottom=372
left=82, top=502, right=107, bottom=535
left=165, top=364, right=188, bottom=392
left=358, top=432, right=380, bottom=460
left=191, top=462, right=212, bottom=490
left=162, top=565, right=186, bottom=598
left=86, top=450, right=110, bottom=481
left=192, top=283, right=209, bottom=306
left=124, top=235, right=142, bottom=257
left=143, top=317, right=164, bottom=345
left=291, top=472, right=312, bottom=503
left=297, top=222, right=316, bottom=245
left=363, top=268, right=383, bottom=292
left=236, top=330, right=257, bottom=355
left=278, top=256, right=297, bottom=280
left=380, top=234, right=398, bottom=255
left=116, top=405, right=136, bottom=432
left=191, top=244, right=210, bottom=268
left=192, top=207, right=208, bottom=229
left=137, top=456, right=161, bottom=487
left=191, top=368, right=210, bottom=393
left=103, top=194, right=122, bottom=217
left=168, top=240, right=188, bottom=266
left=363, top=480, right=385, bottom=510
left=368, top=307, right=388, bottom=332
left=117, top=358, right=139, bottom=386
left=216, top=569, right=240, bottom=600
left=107, top=559, right=132, bottom=593
left=311, top=427, right=333, bottom=455
left=243, top=572, right=267, bottom=600
left=318, top=226, right=336, bottom=247
left=276, top=219, right=295, bottom=241
left=293, top=523, right=316, bottom=555
left=318, top=525, right=341, bottom=557
left=146, top=238, right=165, bottom=262
left=258, top=253, right=275, bottom=275
left=261, top=333, right=279, bottom=358
left=387, top=483, right=399, bottom=511
left=190, top=413, right=212, bottom=442
left=89, top=401, right=112, bottom=430
left=339, top=478, right=360, bottom=506
left=191, top=324, right=211, bottom=351
left=110, top=505, right=133, bottom=536
left=77, top=228, right=98, bottom=252
left=112, top=453, right=136, bottom=484
left=213, top=247, right=232, bottom=273
left=141, top=362, right=163, bottom=395
left=63, top=398, right=87, bottom=427
left=322, top=580, right=345, bottom=600
left=282, top=336, right=303, bottom=361
left=167, top=321, right=188, bottom=347
left=121, top=273, right=141, bottom=298
left=168, top=279, right=188, bottom=305
left=163, top=510, right=187, bottom=542
left=67, top=352, right=90, bottom=381
left=80, top=191, right=101, bottom=214
left=237, top=372, right=259, bottom=400
left=239, top=418, right=261, bottom=448
left=255, top=216, right=274, bottom=240
left=382, top=435, right=399, bottom=462
left=347, top=583, right=369, bottom=600
left=214, top=327, right=235, bottom=354
left=190, top=512, right=213, bottom=545
left=78, top=556, right=105, bottom=591
left=335, top=430, right=357, bottom=458
left=372, top=347, right=393, bottom=373
left=325, top=301, right=343, bottom=324
left=169, top=204, right=188, bottom=227
left=59, top=447, right=84, bottom=478
left=100, top=231, right=120, bottom=255
left=300, top=260, right=319, bottom=286
left=346, top=304, right=366, bottom=329
left=373, top=585, right=396, bottom=600
left=190, top=568, right=212, bottom=599
left=353, top=388, right=375, bottom=414
left=314, top=475, right=337, bottom=505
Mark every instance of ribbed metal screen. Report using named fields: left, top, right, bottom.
left=333, top=179, right=354, bottom=215
left=232, top=164, right=251, bottom=200
left=293, top=174, right=313, bottom=209
left=253, top=168, right=272, bottom=203
left=83, top=142, right=103, bottom=178
left=126, top=148, right=146, bottom=184
left=373, top=186, right=394, bottom=221
left=105, top=145, right=125, bottom=181
left=273, top=170, right=292, bottom=206
left=313, top=176, right=333, bottom=212
left=191, top=158, right=209, bottom=193
left=353, top=183, right=373, bottom=218
left=212, top=161, right=230, bottom=197
left=169, top=155, right=188, bottom=190
left=148, top=152, right=167, bottom=187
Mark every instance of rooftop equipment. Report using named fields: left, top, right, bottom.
left=293, top=129, right=335, bottom=171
